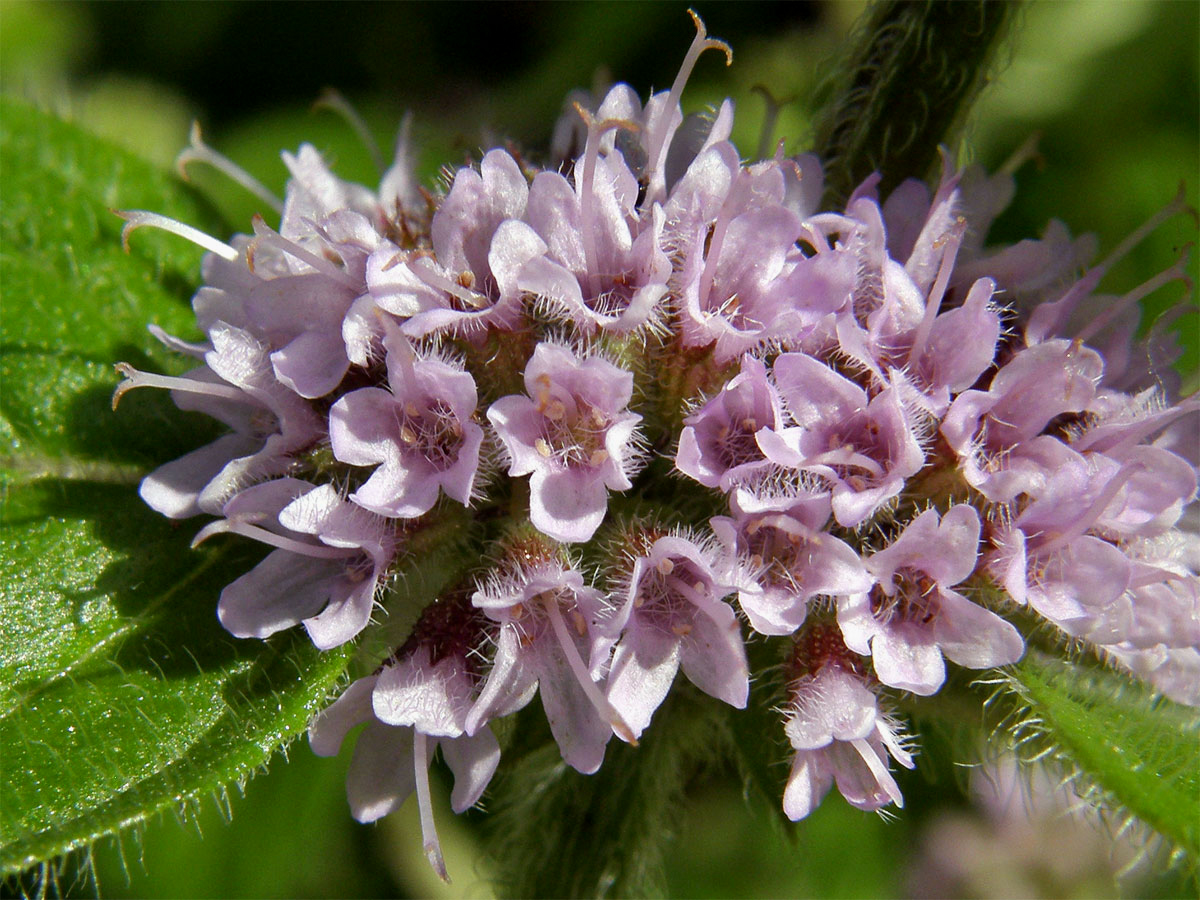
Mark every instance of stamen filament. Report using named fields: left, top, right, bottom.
left=192, top=519, right=360, bottom=559
left=412, top=731, right=450, bottom=883
left=112, top=363, right=247, bottom=410
left=1075, top=254, right=1191, bottom=343
left=115, top=210, right=239, bottom=262
left=314, top=88, right=387, bottom=175
left=177, top=121, right=284, bottom=214
left=697, top=211, right=731, bottom=308
left=907, top=219, right=966, bottom=367
left=541, top=593, right=639, bottom=746
left=643, top=10, right=731, bottom=208
left=665, top=574, right=707, bottom=607
left=1076, top=397, right=1200, bottom=456
left=805, top=447, right=885, bottom=477
left=411, top=259, right=490, bottom=310
left=1036, top=462, right=1143, bottom=554
left=1037, top=187, right=1192, bottom=339
left=250, top=217, right=361, bottom=288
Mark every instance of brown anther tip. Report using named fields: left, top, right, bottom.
left=312, top=86, right=338, bottom=107
left=111, top=210, right=134, bottom=253
left=572, top=100, right=594, bottom=126
left=613, top=718, right=639, bottom=746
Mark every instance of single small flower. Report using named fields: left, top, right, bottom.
left=758, top=352, right=925, bottom=527
left=838, top=505, right=1024, bottom=695
left=330, top=322, right=484, bottom=518
left=712, top=488, right=874, bottom=636
left=675, top=354, right=783, bottom=491
left=605, top=529, right=748, bottom=740
left=468, top=543, right=633, bottom=773
left=782, top=627, right=914, bottom=821
left=194, top=479, right=395, bottom=649
left=487, top=341, right=644, bottom=543
left=309, top=671, right=500, bottom=883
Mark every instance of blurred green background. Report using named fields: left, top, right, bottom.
left=2, top=1, right=1197, bottom=897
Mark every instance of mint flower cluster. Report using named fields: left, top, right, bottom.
left=115, top=15, right=1198, bottom=882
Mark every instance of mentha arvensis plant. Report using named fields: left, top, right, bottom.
left=114, top=11, right=1198, bottom=884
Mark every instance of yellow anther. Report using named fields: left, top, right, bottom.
left=656, top=557, right=675, bottom=576
left=536, top=438, right=553, bottom=458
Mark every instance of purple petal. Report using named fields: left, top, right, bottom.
left=218, top=550, right=338, bottom=639
left=441, top=727, right=501, bottom=813
left=346, top=721, right=418, bottom=823
left=139, top=433, right=259, bottom=519
left=679, top=603, right=749, bottom=709
left=529, top=468, right=608, bottom=544
left=308, top=674, right=379, bottom=757
left=606, top=623, right=682, bottom=740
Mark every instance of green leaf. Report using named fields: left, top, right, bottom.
left=0, top=97, right=354, bottom=874
left=999, top=652, right=1200, bottom=861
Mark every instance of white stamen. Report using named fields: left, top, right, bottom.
left=907, top=218, right=966, bottom=368
left=410, top=258, right=490, bottom=309
left=851, top=737, right=903, bottom=808
left=666, top=575, right=708, bottom=607
left=191, top=519, right=360, bottom=559
left=176, top=121, right=283, bottom=214
left=250, top=217, right=361, bottom=288
left=112, top=362, right=247, bottom=410
left=642, top=10, right=731, bottom=208
left=314, top=88, right=387, bottom=175
left=412, top=731, right=450, bottom=883
left=115, top=210, right=239, bottom=262
left=574, top=104, right=638, bottom=300
left=804, top=446, right=885, bottom=478
left=541, top=593, right=639, bottom=746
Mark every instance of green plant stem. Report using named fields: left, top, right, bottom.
left=814, top=0, right=1017, bottom=207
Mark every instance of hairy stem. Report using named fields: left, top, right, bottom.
left=814, top=0, right=1018, bottom=207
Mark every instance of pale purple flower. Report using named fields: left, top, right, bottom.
left=468, top=552, right=630, bottom=773
left=310, top=670, right=500, bottom=883
left=941, top=339, right=1105, bottom=503
left=115, top=322, right=323, bottom=519
left=330, top=325, right=483, bottom=518
left=675, top=355, right=783, bottom=491
left=711, top=489, right=873, bottom=636
left=989, top=446, right=1196, bottom=646
left=369, top=149, right=543, bottom=336
left=487, top=342, right=644, bottom=543
left=838, top=506, right=1024, bottom=695
left=783, top=656, right=914, bottom=821
left=517, top=112, right=671, bottom=334
left=194, top=479, right=394, bottom=649
left=758, top=352, right=925, bottom=527
left=605, top=531, right=748, bottom=740
left=666, top=143, right=809, bottom=361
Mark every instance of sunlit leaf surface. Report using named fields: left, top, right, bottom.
left=0, top=99, right=353, bottom=874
